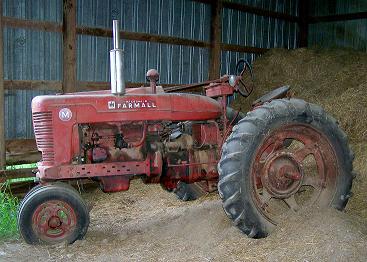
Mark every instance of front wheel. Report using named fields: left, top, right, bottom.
left=18, top=183, right=90, bottom=244
left=218, top=99, right=354, bottom=238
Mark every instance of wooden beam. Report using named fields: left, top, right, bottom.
left=208, top=0, right=223, bottom=80
left=2, top=17, right=62, bottom=32
left=3, top=18, right=267, bottom=54
left=0, top=168, right=35, bottom=184
left=3, top=17, right=210, bottom=49
left=0, top=2, right=4, bottom=169
left=2, top=16, right=266, bottom=57
left=309, top=12, right=367, bottom=23
left=4, top=80, right=62, bottom=91
left=77, top=27, right=210, bottom=48
left=62, top=0, right=77, bottom=93
left=221, top=43, right=268, bottom=54
left=222, top=1, right=299, bottom=23
left=6, top=139, right=40, bottom=165
left=299, top=0, right=309, bottom=47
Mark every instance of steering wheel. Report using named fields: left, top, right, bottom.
left=235, top=59, right=254, bottom=97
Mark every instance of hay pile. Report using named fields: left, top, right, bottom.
left=232, top=48, right=367, bottom=142
left=232, top=48, right=367, bottom=218
left=3, top=183, right=366, bottom=261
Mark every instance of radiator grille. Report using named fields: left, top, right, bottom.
left=33, top=112, right=54, bottom=164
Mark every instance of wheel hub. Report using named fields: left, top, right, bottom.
left=32, top=200, right=76, bottom=241
left=48, top=216, right=62, bottom=229
left=261, top=152, right=303, bottom=198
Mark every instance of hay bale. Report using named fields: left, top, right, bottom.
left=232, top=48, right=367, bottom=142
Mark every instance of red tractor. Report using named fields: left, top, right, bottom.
left=18, top=21, right=354, bottom=244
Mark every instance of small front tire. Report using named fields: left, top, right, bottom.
left=18, top=183, right=90, bottom=244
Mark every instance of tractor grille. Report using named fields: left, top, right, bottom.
left=33, top=112, right=55, bottom=164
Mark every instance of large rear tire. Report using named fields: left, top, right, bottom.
left=218, top=99, right=354, bottom=238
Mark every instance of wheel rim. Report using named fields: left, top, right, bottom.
left=251, top=124, right=337, bottom=224
left=32, top=200, right=77, bottom=242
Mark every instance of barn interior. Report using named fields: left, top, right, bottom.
left=0, top=0, right=367, bottom=261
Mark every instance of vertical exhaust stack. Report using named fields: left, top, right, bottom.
left=110, top=20, right=126, bottom=96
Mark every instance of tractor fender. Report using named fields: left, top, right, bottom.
left=252, top=86, right=290, bottom=107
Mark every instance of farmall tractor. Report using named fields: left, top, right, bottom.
left=17, top=21, right=354, bottom=244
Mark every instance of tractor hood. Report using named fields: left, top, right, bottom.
left=31, top=87, right=222, bottom=123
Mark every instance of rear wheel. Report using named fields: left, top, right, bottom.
left=218, top=99, right=354, bottom=238
left=18, top=183, right=90, bottom=244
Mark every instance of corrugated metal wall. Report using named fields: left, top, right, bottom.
left=77, top=0, right=211, bottom=84
left=308, top=0, right=367, bottom=51
left=3, top=0, right=62, bottom=139
left=221, top=0, right=299, bottom=75
left=3, top=0, right=300, bottom=139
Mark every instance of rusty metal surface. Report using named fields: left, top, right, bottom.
left=32, top=199, right=77, bottom=242
left=251, top=124, right=337, bottom=223
left=31, top=65, right=245, bottom=192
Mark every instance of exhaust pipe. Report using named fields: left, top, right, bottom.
left=110, top=20, right=125, bottom=96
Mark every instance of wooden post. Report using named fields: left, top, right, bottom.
left=299, top=0, right=309, bottom=47
left=62, top=0, right=77, bottom=93
left=0, top=1, right=5, bottom=169
left=208, top=0, right=222, bottom=80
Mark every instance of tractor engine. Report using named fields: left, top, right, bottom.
left=80, top=122, right=146, bottom=164
left=78, top=121, right=147, bottom=192
left=160, top=121, right=219, bottom=191
left=79, top=120, right=220, bottom=193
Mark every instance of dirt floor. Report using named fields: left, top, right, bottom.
left=1, top=179, right=367, bottom=262
left=1, top=47, right=367, bottom=261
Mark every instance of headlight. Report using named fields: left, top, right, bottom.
left=229, top=75, right=237, bottom=87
